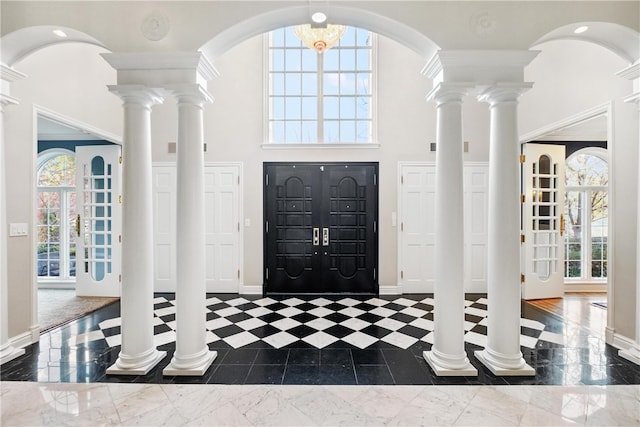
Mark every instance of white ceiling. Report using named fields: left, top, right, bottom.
left=534, top=115, right=608, bottom=142
left=38, top=116, right=103, bottom=141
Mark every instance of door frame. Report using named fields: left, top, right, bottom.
left=32, top=105, right=122, bottom=336
left=263, top=161, right=379, bottom=296
left=519, top=102, right=614, bottom=337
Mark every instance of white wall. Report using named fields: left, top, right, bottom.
left=5, top=43, right=121, bottom=336
left=521, top=40, right=637, bottom=340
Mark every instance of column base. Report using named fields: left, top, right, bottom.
left=106, top=350, right=166, bottom=376
left=423, top=351, right=478, bottom=376
left=0, top=346, right=25, bottom=365
left=475, top=350, right=535, bottom=376
left=619, top=346, right=640, bottom=365
left=163, top=350, right=217, bottom=376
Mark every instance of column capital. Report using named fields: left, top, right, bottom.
left=166, top=84, right=213, bottom=106
left=478, top=82, right=534, bottom=105
left=107, top=85, right=164, bottom=108
left=427, top=82, right=473, bottom=105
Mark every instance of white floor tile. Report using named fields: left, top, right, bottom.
left=271, top=317, right=302, bottom=331
left=342, top=331, right=378, bottom=349
left=409, top=317, right=434, bottom=331
left=223, top=331, right=259, bottom=349
left=262, top=331, right=298, bottom=349
left=276, top=306, right=304, bottom=317
left=302, top=331, right=338, bottom=349
left=340, top=317, right=370, bottom=331
left=381, top=332, right=418, bottom=349
left=307, top=306, right=334, bottom=317
left=305, top=317, right=337, bottom=331
left=370, top=306, right=395, bottom=318
left=338, top=307, right=366, bottom=318
left=236, top=317, right=266, bottom=331
left=375, top=317, right=405, bottom=331
left=206, top=317, right=232, bottom=330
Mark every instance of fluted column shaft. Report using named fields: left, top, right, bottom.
left=163, top=85, right=216, bottom=375
left=423, top=84, right=477, bottom=376
left=106, top=85, right=167, bottom=375
left=475, top=85, right=534, bottom=375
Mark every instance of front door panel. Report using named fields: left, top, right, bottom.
left=264, top=163, right=378, bottom=295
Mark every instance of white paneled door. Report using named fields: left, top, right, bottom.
left=521, top=144, right=566, bottom=300
left=75, top=145, right=122, bottom=297
left=152, top=163, right=241, bottom=293
left=398, top=163, right=488, bottom=293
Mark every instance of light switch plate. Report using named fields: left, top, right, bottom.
left=9, top=223, right=28, bottom=237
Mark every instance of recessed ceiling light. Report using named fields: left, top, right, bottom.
left=574, top=26, right=588, bottom=34
left=311, top=12, right=327, bottom=24
left=52, top=29, right=68, bottom=38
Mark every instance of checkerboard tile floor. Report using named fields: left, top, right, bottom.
left=80, top=294, right=562, bottom=352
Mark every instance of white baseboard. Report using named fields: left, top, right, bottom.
left=611, top=331, right=637, bottom=351
left=9, top=330, right=34, bottom=351
left=240, top=284, right=262, bottom=295
left=564, top=283, right=607, bottom=293
left=379, top=284, right=401, bottom=295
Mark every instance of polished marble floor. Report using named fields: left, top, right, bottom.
left=2, top=381, right=638, bottom=426
left=1, top=293, right=639, bottom=387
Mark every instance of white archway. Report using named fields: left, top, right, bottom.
left=198, top=4, right=440, bottom=62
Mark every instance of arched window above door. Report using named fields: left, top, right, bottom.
left=265, top=25, right=376, bottom=145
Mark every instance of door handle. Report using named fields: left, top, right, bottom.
left=323, top=228, right=329, bottom=246
left=560, top=213, right=565, bottom=237
left=76, top=214, right=81, bottom=237
left=313, top=228, right=319, bottom=246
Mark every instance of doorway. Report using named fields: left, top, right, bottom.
left=35, top=112, right=122, bottom=331
left=263, top=162, right=378, bottom=295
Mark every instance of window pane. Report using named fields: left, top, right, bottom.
left=340, top=27, right=356, bottom=46
left=302, top=97, right=317, bottom=120
left=356, top=28, right=371, bottom=46
left=272, top=97, right=285, bottom=120
left=285, top=74, right=301, bottom=95
left=301, top=73, right=317, bottom=96
left=301, top=121, right=317, bottom=143
left=340, top=49, right=356, bottom=70
left=271, top=73, right=285, bottom=95
left=285, top=49, right=301, bottom=71
left=324, top=73, right=339, bottom=95
left=356, top=121, right=370, bottom=142
left=356, top=97, right=370, bottom=118
left=324, top=97, right=339, bottom=119
left=272, top=49, right=285, bottom=71
left=356, top=74, right=370, bottom=95
left=301, top=49, right=317, bottom=71
left=272, top=28, right=285, bottom=47
left=323, top=49, right=339, bottom=71
left=272, top=121, right=285, bottom=143
left=340, top=73, right=357, bottom=95
left=285, top=121, right=301, bottom=142
left=285, top=27, right=301, bottom=47
left=340, top=121, right=356, bottom=142
left=285, top=97, right=301, bottom=119
left=324, top=121, right=339, bottom=143
left=340, top=97, right=356, bottom=119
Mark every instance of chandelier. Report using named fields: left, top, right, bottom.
left=294, top=24, right=346, bottom=53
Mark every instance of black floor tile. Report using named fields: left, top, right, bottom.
left=288, top=348, right=320, bottom=365
left=208, top=364, right=251, bottom=384
left=354, top=364, right=394, bottom=385
left=245, top=364, right=286, bottom=384
left=283, top=364, right=320, bottom=385
left=318, top=364, right=357, bottom=385
left=254, top=348, right=289, bottom=365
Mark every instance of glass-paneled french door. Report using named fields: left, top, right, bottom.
left=75, top=146, right=122, bottom=297
left=521, top=143, right=566, bottom=300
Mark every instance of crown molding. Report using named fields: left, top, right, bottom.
left=1, top=64, right=26, bottom=83
left=616, top=61, right=640, bottom=81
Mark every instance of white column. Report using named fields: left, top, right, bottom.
left=423, top=83, right=477, bottom=376
left=0, top=98, right=25, bottom=365
left=163, top=85, right=216, bottom=376
left=619, top=62, right=640, bottom=365
left=106, top=85, right=167, bottom=375
left=475, top=84, right=534, bottom=376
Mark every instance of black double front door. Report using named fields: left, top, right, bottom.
left=264, top=162, right=378, bottom=295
